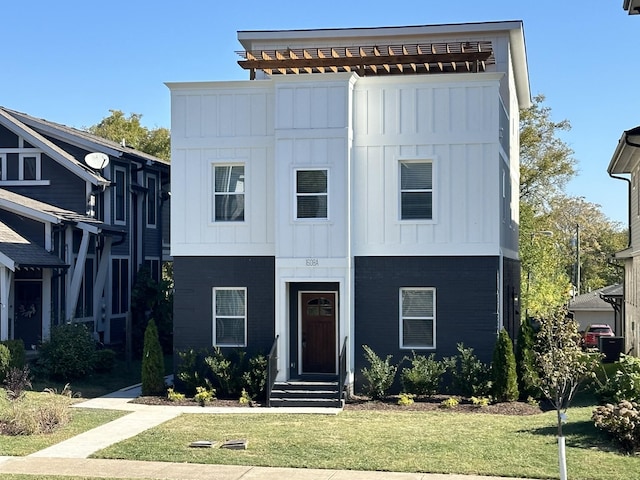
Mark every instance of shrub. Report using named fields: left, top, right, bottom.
left=38, top=324, right=96, bottom=380
left=400, top=352, right=447, bottom=397
left=440, top=397, right=459, bottom=409
left=0, top=344, right=10, bottom=381
left=397, top=393, right=414, bottom=406
left=204, top=347, right=245, bottom=397
left=0, top=339, right=25, bottom=370
left=239, top=388, right=251, bottom=405
left=3, top=365, right=32, bottom=401
left=361, top=345, right=397, bottom=400
left=141, top=319, right=166, bottom=396
left=242, top=353, right=267, bottom=400
left=194, top=386, right=215, bottom=406
left=515, top=319, right=540, bottom=400
left=167, top=388, right=185, bottom=402
left=593, top=401, right=640, bottom=453
left=93, top=349, right=117, bottom=373
left=471, top=396, right=490, bottom=407
left=491, top=329, right=519, bottom=402
left=447, top=343, right=491, bottom=397
left=596, top=354, right=640, bottom=404
left=176, top=349, right=209, bottom=395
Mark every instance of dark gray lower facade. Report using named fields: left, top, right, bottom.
left=173, top=254, right=520, bottom=394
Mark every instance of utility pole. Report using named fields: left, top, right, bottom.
left=575, top=223, right=581, bottom=296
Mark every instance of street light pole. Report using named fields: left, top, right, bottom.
left=575, top=223, right=580, bottom=296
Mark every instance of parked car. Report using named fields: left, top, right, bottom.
left=581, top=324, right=614, bottom=349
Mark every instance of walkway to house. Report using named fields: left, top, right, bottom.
left=0, top=382, right=539, bottom=480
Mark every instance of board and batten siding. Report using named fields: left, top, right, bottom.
left=273, top=74, right=354, bottom=261
left=351, top=73, right=505, bottom=257
left=169, top=82, right=275, bottom=257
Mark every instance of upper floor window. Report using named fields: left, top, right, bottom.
left=114, top=167, right=127, bottom=225
left=295, top=169, right=328, bottom=219
left=400, top=160, right=432, bottom=220
left=146, top=175, right=157, bottom=227
left=213, top=165, right=244, bottom=222
left=0, top=152, right=45, bottom=184
left=400, top=288, right=436, bottom=349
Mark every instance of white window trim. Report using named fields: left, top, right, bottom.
left=19, top=152, right=41, bottom=181
left=211, top=162, right=246, bottom=224
left=399, top=287, right=436, bottom=350
left=293, top=167, right=330, bottom=221
left=110, top=256, right=130, bottom=316
left=146, top=174, right=157, bottom=228
left=398, top=158, right=435, bottom=223
left=114, top=166, right=127, bottom=226
left=212, top=287, right=247, bottom=347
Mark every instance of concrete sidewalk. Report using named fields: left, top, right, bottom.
left=0, top=383, right=539, bottom=480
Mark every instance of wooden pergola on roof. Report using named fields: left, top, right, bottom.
left=237, top=40, right=494, bottom=79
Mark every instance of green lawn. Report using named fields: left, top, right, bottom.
left=93, top=406, right=636, bottom=480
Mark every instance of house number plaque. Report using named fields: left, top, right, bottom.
left=305, top=258, right=319, bottom=267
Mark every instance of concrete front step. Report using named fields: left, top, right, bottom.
left=269, top=381, right=343, bottom=408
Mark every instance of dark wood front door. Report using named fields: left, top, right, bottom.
left=301, top=292, right=336, bottom=374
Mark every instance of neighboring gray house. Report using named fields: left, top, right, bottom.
left=168, top=21, right=530, bottom=402
left=0, top=107, right=170, bottom=349
left=568, top=284, right=622, bottom=334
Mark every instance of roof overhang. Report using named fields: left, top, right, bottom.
left=623, top=0, right=640, bottom=14
left=608, top=126, right=640, bottom=174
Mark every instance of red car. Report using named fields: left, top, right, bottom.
left=582, top=324, right=614, bottom=349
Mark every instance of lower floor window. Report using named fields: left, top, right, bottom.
left=400, top=288, right=435, bottom=349
left=213, top=287, right=246, bottom=347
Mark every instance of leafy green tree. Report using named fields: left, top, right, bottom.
left=491, top=329, right=519, bottom=402
left=519, top=94, right=576, bottom=208
left=141, top=318, right=165, bottom=396
left=535, top=307, right=599, bottom=480
left=86, top=110, right=170, bottom=161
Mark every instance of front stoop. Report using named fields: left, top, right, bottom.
left=269, top=381, right=344, bottom=408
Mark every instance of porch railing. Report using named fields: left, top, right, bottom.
left=266, top=335, right=279, bottom=407
left=337, top=336, right=348, bottom=404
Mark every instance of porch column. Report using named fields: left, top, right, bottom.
left=0, top=267, right=11, bottom=341
left=41, top=269, right=52, bottom=341
left=66, top=229, right=90, bottom=322
left=93, top=235, right=112, bottom=342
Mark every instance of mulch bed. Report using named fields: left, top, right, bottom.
left=132, top=394, right=543, bottom=415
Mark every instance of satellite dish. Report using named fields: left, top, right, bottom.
left=85, top=152, right=109, bottom=170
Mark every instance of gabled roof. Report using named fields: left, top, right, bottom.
left=0, top=108, right=108, bottom=186
left=0, top=107, right=169, bottom=173
left=568, top=285, right=621, bottom=312
left=0, top=188, right=123, bottom=235
left=0, top=220, right=67, bottom=271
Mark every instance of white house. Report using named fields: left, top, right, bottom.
left=168, top=21, right=530, bottom=404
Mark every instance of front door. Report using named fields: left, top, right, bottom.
left=14, top=280, right=43, bottom=349
left=300, top=292, right=336, bottom=374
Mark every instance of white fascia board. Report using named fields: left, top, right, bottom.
left=166, top=80, right=271, bottom=92
left=0, top=199, right=60, bottom=225
left=508, top=25, right=531, bottom=109
left=0, top=252, right=15, bottom=271
left=238, top=21, right=526, bottom=50
left=0, top=110, right=107, bottom=186
left=608, top=130, right=640, bottom=174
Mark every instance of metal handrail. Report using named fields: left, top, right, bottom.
left=266, top=335, right=279, bottom=407
left=338, top=336, right=348, bottom=404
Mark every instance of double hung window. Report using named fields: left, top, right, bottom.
left=213, top=165, right=245, bottom=222
left=400, top=288, right=435, bottom=349
left=213, top=287, right=247, bottom=347
left=399, top=161, right=432, bottom=220
left=295, top=169, right=328, bottom=219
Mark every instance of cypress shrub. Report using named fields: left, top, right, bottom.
left=492, top=328, right=519, bottom=402
left=141, top=318, right=165, bottom=396
left=1, top=339, right=25, bottom=369
left=515, top=319, right=540, bottom=400
left=0, top=344, right=10, bottom=381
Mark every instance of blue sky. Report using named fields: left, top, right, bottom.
left=2, top=1, right=636, bottom=225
